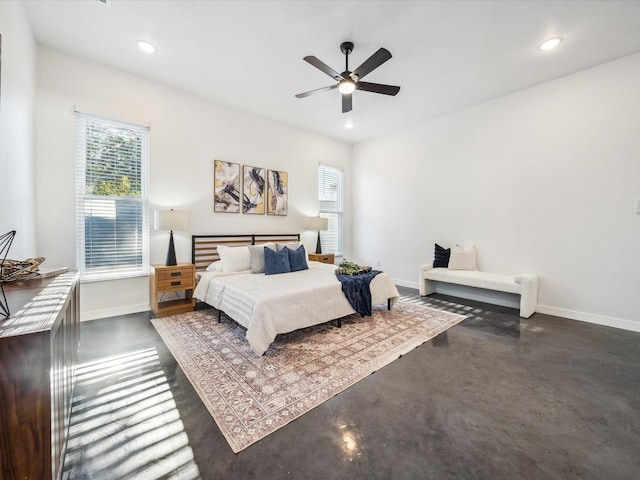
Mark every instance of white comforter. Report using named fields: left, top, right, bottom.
left=193, top=261, right=400, bottom=356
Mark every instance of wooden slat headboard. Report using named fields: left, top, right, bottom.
left=191, top=233, right=301, bottom=271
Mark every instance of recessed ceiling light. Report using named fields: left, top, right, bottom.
left=137, top=40, right=156, bottom=54
left=539, top=37, right=563, bottom=51
left=345, top=121, right=354, bottom=129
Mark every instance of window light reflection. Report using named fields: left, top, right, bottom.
left=63, top=348, right=201, bottom=479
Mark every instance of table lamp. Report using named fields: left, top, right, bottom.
left=154, top=209, right=189, bottom=266
left=305, top=216, right=329, bottom=254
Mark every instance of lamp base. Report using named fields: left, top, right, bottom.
left=0, top=284, right=8, bottom=320
left=166, top=231, right=177, bottom=266
left=315, top=231, right=322, bottom=254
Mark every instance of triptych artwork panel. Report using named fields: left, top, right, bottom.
left=214, top=160, right=287, bottom=216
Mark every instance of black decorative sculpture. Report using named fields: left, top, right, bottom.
left=0, top=230, right=16, bottom=319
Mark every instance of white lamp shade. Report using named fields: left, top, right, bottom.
left=154, top=210, right=189, bottom=231
left=305, top=216, right=329, bottom=231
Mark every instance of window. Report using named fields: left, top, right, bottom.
left=75, top=112, right=149, bottom=281
left=318, top=165, right=343, bottom=255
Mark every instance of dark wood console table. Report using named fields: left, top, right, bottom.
left=0, top=271, right=80, bottom=480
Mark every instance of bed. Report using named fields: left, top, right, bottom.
left=191, top=234, right=400, bottom=355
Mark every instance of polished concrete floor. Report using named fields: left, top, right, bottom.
left=62, top=288, right=640, bottom=479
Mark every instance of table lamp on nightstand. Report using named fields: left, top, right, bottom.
left=154, top=209, right=189, bottom=266
left=305, top=216, right=329, bottom=254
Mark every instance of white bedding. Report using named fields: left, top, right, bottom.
left=193, top=261, right=400, bottom=355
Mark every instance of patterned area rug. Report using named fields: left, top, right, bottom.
left=151, top=302, right=465, bottom=453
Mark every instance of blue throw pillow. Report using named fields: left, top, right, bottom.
left=264, top=246, right=291, bottom=275
left=433, top=243, right=450, bottom=268
left=286, top=245, right=309, bottom=272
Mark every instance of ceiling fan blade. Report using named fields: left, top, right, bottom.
left=356, top=81, right=400, bottom=96
left=352, top=48, right=392, bottom=80
left=342, top=93, right=352, bottom=113
left=295, top=84, right=338, bottom=98
left=303, top=56, right=344, bottom=81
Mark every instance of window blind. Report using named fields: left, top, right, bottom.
left=75, top=113, right=149, bottom=281
left=318, top=165, right=343, bottom=255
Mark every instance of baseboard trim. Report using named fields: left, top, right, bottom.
left=81, top=303, right=150, bottom=322
left=394, top=278, right=639, bottom=333
left=393, top=279, right=419, bottom=289
left=536, top=305, right=640, bottom=333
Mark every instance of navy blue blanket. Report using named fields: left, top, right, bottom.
left=336, top=270, right=382, bottom=316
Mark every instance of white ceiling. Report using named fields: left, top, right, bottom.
left=23, top=0, right=640, bottom=144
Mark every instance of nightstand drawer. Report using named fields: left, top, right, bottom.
left=158, top=277, right=194, bottom=291
left=158, top=267, right=194, bottom=281
left=308, top=253, right=335, bottom=264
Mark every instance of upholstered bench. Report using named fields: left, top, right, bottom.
left=419, top=264, right=538, bottom=318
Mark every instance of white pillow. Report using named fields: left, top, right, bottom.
left=448, top=244, right=478, bottom=271
left=217, top=245, right=251, bottom=272
left=248, top=242, right=276, bottom=274
left=205, top=260, right=223, bottom=272
left=275, top=241, right=299, bottom=252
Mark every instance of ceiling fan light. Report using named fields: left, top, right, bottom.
left=338, top=80, right=356, bottom=94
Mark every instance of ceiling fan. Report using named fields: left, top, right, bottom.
left=295, top=42, right=400, bottom=113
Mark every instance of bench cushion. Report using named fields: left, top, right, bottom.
left=423, top=268, right=522, bottom=294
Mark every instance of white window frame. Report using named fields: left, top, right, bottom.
left=75, top=111, right=149, bottom=281
left=318, top=164, right=343, bottom=256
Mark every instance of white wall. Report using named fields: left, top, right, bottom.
left=0, top=2, right=37, bottom=258
left=30, top=41, right=640, bottom=330
left=35, top=47, right=351, bottom=320
left=352, top=53, right=640, bottom=332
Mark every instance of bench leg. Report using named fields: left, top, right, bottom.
left=420, top=279, right=437, bottom=296
left=519, top=296, right=536, bottom=318
left=517, top=274, right=538, bottom=318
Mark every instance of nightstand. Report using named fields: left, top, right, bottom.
left=150, top=263, right=196, bottom=317
left=308, top=253, right=335, bottom=264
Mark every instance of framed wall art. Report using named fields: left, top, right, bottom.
left=267, top=169, right=288, bottom=216
left=213, top=160, right=241, bottom=213
left=242, top=165, right=266, bottom=214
